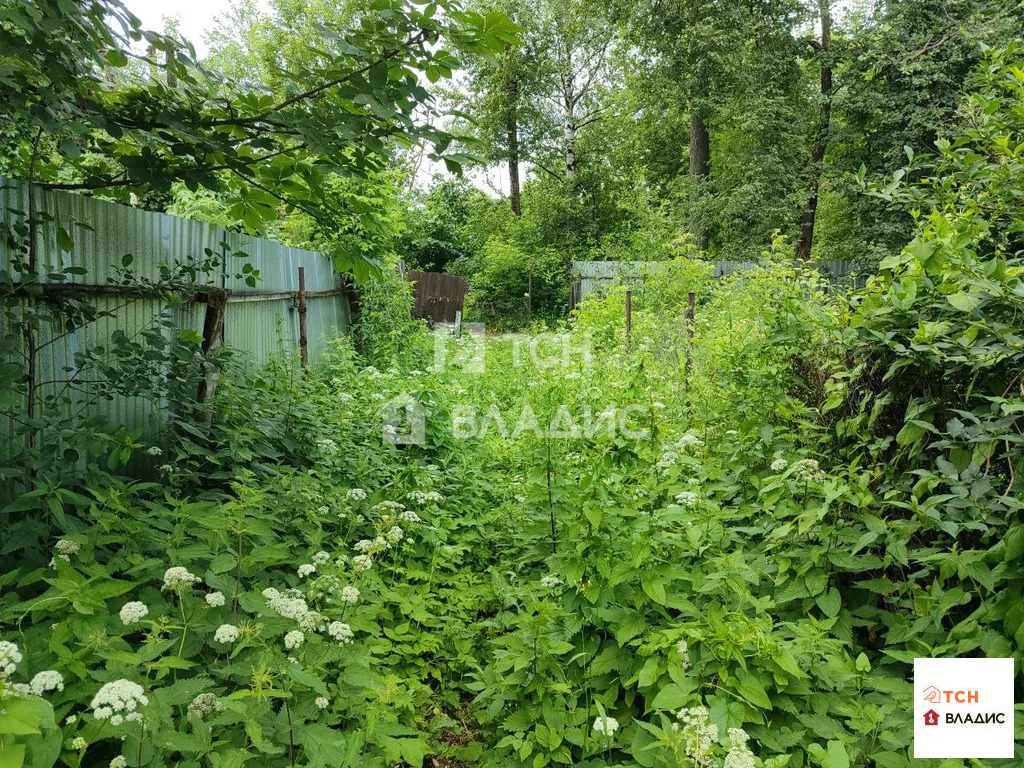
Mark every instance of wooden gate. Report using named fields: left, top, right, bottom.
left=407, top=270, right=468, bottom=323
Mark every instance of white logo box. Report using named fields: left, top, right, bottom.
left=914, top=657, right=1015, bottom=758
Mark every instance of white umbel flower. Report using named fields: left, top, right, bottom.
left=770, top=458, right=788, bottom=472
left=724, top=728, right=755, bottom=768
left=386, top=526, right=404, bottom=543
left=677, top=433, right=703, bottom=449
left=162, top=566, right=199, bottom=590
left=90, top=680, right=148, bottom=723
left=29, top=670, right=64, bottom=694
left=284, top=630, right=305, bottom=650
left=297, top=611, right=327, bottom=633
left=345, top=488, right=367, bottom=502
left=71, top=737, right=88, bottom=750
left=327, top=622, right=354, bottom=644
left=540, top=575, right=563, bottom=588
left=400, top=509, right=422, bottom=524
left=214, top=624, right=239, bottom=644
left=340, top=586, right=360, bottom=605
left=593, top=715, right=619, bottom=737
left=53, top=539, right=81, bottom=562
left=406, top=490, right=442, bottom=505
left=263, top=589, right=309, bottom=620
left=110, top=758, right=128, bottom=768
left=315, top=696, right=329, bottom=710
left=311, top=551, right=331, bottom=565
left=676, top=639, right=690, bottom=670
left=677, top=706, right=718, bottom=764
left=205, top=592, right=226, bottom=608
left=119, top=601, right=148, bottom=625
left=0, top=641, right=22, bottom=678
left=297, top=564, right=316, bottom=578
left=674, top=492, right=699, bottom=508
left=187, top=693, right=225, bottom=721
left=352, top=555, right=372, bottom=572
left=794, top=458, right=825, bottom=483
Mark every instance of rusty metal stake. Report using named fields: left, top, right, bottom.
left=685, top=291, right=695, bottom=375
left=297, top=267, right=308, bottom=368
left=625, top=289, right=632, bottom=348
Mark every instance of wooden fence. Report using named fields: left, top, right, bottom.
left=407, top=269, right=468, bottom=324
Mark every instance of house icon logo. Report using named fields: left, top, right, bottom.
left=922, top=686, right=941, bottom=703
left=923, top=709, right=940, bottom=726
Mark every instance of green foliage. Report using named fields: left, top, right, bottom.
left=462, top=237, right=566, bottom=329
left=399, top=178, right=484, bottom=273
left=3, top=7, right=1024, bottom=768
left=0, top=0, right=518, bottom=278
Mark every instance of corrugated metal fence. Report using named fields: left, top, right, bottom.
left=1, top=176, right=351, bottom=439
left=571, top=259, right=868, bottom=305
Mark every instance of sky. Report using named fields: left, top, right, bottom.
left=122, top=0, right=253, bottom=57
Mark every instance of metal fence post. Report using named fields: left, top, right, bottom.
left=297, top=267, right=308, bottom=368
left=625, top=289, right=632, bottom=348
left=685, top=291, right=695, bottom=375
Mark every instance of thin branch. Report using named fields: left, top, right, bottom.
left=203, top=30, right=429, bottom=128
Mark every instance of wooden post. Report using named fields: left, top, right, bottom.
left=526, top=271, right=532, bottom=325
left=196, top=288, right=228, bottom=423
left=297, top=267, right=308, bottom=368
left=454, top=310, right=462, bottom=339
left=625, top=289, right=632, bottom=348
left=685, top=291, right=695, bottom=375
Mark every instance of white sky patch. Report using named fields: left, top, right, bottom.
left=122, top=0, right=267, bottom=58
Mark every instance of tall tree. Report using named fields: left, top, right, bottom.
left=534, top=0, right=615, bottom=179
left=795, top=0, right=832, bottom=260
left=687, top=0, right=712, bottom=250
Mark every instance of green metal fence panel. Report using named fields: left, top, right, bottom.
left=1, top=176, right=351, bottom=442
left=572, top=258, right=868, bottom=301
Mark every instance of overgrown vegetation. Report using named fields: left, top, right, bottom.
left=2, top=1, right=1023, bottom=767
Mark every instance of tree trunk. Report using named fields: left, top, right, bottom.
left=564, top=122, right=577, bottom=179
left=795, top=0, right=832, bottom=261
left=687, top=0, right=710, bottom=251
left=507, top=68, right=522, bottom=216
left=564, top=95, right=577, bottom=178
left=688, top=109, right=710, bottom=251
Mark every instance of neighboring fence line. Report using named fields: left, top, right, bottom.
left=570, top=258, right=868, bottom=307
left=1, top=176, right=352, bottom=439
